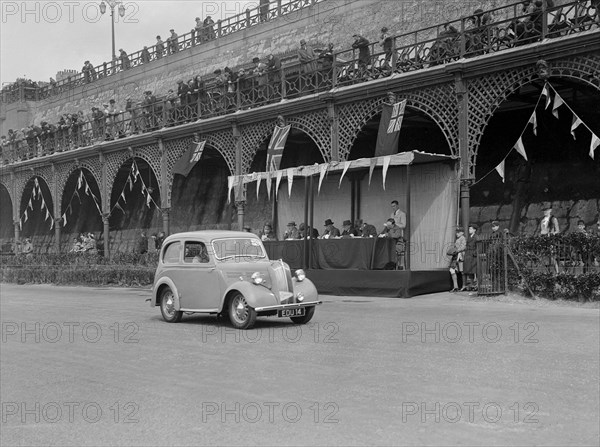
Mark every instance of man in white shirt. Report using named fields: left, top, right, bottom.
left=390, top=200, right=406, bottom=237
left=540, top=206, right=559, bottom=235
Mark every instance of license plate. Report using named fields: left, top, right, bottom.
left=278, top=307, right=306, bottom=318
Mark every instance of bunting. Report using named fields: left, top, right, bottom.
left=382, top=156, right=391, bottom=190
left=287, top=169, right=294, bottom=197
left=552, top=93, right=564, bottom=119
left=275, top=170, right=283, bottom=198
left=514, top=137, right=528, bottom=161
left=339, top=161, right=351, bottom=188
left=266, top=177, right=272, bottom=200
left=317, top=163, right=327, bottom=194
left=24, top=210, right=28, bottom=222
left=495, top=161, right=505, bottom=183
left=571, top=116, right=582, bottom=140
left=227, top=176, right=234, bottom=204
left=541, top=84, right=551, bottom=109
left=591, top=134, right=600, bottom=160
left=256, top=174, right=262, bottom=200
left=368, top=158, right=377, bottom=186
left=62, top=213, right=67, bottom=227
left=528, top=111, right=537, bottom=136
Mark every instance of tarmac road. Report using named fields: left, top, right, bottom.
left=0, top=283, right=598, bottom=446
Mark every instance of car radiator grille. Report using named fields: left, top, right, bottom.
left=271, top=261, right=293, bottom=293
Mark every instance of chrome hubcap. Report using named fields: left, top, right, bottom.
left=163, top=293, right=175, bottom=317
left=233, top=297, right=248, bottom=322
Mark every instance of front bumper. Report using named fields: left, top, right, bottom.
left=254, top=300, right=322, bottom=313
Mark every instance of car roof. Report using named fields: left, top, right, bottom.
left=163, top=230, right=259, bottom=244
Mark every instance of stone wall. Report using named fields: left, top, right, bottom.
left=1, top=0, right=533, bottom=129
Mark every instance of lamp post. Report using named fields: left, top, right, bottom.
left=99, top=0, right=126, bottom=62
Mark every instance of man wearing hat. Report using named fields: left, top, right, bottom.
left=341, top=220, right=359, bottom=237
left=322, top=219, right=340, bottom=239
left=299, top=223, right=319, bottom=239
left=540, top=206, right=559, bottom=235
left=298, top=39, right=317, bottom=74
left=283, top=222, right=300, bottom=240
left=155, top=35, right=165, bottom=59
left=490, top=220, right=502, bottom=240
left=167, top=29, right=179, bottom=55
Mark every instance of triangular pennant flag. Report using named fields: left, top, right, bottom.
left=28, top=199, right=33, bottom=210
left=132, top=162, right=139, bottom=180
left=77, top=171, right=84, bottom=189
left=85, top=182, right=91, bottom=196
left=339, top=161, right=351, bottom=188
left=24, top=210, right=28, bottom=222
left=287, top=169, right=294, bottom=197
left=552, top=93, right=564, bottom=119
left=368, top=158, right=378, bottom=186
left=571, top=116, right=582, bottom=140
left=514, top=137, right=528, bottom=161
left=114, top=202, right=125, bottom=214
left=146, top=191, right=152, bottom=208
left=382, top=156, right=391, bottom=190
left=32, top=184, right=37, bottom=199
left=266, top=177, right=272, bottom=200
left=19, top=219, right=22, bottom=230
left=590, top=134, right=600, bottom=160
left=227, top=177, right=234, bottom=204
left=45, top=208, right=50, bottom=221
left=528, top=111, right=537, bottom=136
left=34, top=177, right=39, bottom=188
left=495, top=160, right=505, bottom=183
left=41, top=197, right=46, bottom=210
left=256, top=174, right=262, bottom=201
left=62, top=213, right=67, bottom=227
left=317, top=164, right=327, bottom=194
left=275, top=171, right=284, bottom=198
left=541, top=84, right=551, bottom=109
left=49, top=219, right=54, bottom=231
left=120, top=191, right=127, bottom=203
left=74, top=190, right=81, bottom=204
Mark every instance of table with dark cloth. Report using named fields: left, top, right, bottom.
left=263, top=238, right=396, bottom=270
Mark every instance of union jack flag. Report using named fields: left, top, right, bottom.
left=266, top=125, right=291, bottom=172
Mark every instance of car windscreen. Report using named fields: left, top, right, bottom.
left=211, top=238, right=266, bottom=261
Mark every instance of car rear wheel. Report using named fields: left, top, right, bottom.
left=229, top=293, right=257, bottom=329
left=160, top=287, right=183, bottom=323
left=290, top=306, right=315, bottom=324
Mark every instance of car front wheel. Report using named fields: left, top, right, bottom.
left=229, top=293, right=257, bottom=329
left=290, top=306, right=315, bottom=324
left=160, top=287, right=183, bottom=323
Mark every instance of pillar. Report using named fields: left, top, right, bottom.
left=54, top=218, right=61, bottom=253
left=13, top=221, right=20, bottom=253
left=103, top=213, right=110, bottom=258
left=232, top=120, right=245, bottom=230
left=325, top=96, right=339, bottom=161
left=162, top=208, right=170, bottom=235
left=455, top=72, right=471, bottom=233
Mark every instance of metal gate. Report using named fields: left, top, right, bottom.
left=476, top=237, right=508, bottom=295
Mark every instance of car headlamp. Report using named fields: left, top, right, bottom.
left=295, top=269, right=306, bottom=281
left=251, top=272, right=265, bottom=285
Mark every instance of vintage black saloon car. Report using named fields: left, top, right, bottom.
left=151, top=231, right=321, bottom=329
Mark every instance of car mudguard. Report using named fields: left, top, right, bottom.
left=152, top=277, right=181, bottom=310
left=222, top=281, right=279, bottom=312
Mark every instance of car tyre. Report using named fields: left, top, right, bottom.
left=290, top=306, right=315, bottom=324
left=229, top=292, right=257, bottom=329
left=160, top=287, right=183, bottom=323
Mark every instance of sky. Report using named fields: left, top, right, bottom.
left=0, top=0, right=259, bottom=85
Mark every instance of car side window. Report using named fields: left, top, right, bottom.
left=163, top=242, right=181, bottom=264
left=184, top=241, right=209, bottom=264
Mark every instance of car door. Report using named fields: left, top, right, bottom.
left=178, top=239, right=222, bottom=311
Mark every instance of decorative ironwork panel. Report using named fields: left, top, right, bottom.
left=0, top=177, right=14, bottom=207
left=287, top=110, right=331, bottom=163
left=337, top=83, right=459, bottom=161
left=465, top=54, right=600, bottom=178
left=201, top=130, right=237, bottom=174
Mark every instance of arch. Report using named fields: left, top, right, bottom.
left=337, top=83, right=459, bottom=161
left=57, top=161, right=102, bottom=207
left=241, top=115, right=330, bottom=174
left=105, top=144, right=162, bottom=201
left=466, top=54, right=600, bottom=177
left=60, top=167, right=103, bottom=236
left=19, top=175, right=55, bottom=237
left=164, top=132, right=236, bottom=208
left=0, top=179, right=13, bottom=210
left=0, top=182, right=14, bottom=240
left=15, top=167, right=53, bottom=212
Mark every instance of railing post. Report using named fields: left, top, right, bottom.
left=236, top=79, right=241, bottom=110
left=460, top=18, right=466, bottom=57
left=246, top=8, right=251, bottom=27
left=332, top=54, right=337, bottom=88
left=391, top=37, right=398, bottom=73
left=541, top=1, right=548, bottom=39
left=280, top=70, right=286, bottom=100
left=277, top=0, right=282, bottom=17
left=217, top=19, right=222, bottom=38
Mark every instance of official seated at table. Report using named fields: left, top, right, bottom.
left=321, top=219, right=340, bottom=239
left=356, top=219, right=377, bottom=238
left=379, top=218, right=403, bottom=239
left=299, top=223, right=319, bottom=239
left=341, top=220, right=359, bottom=237
left=259, top=223, right=277, bottom=241
left=283, top=221, right=301, bottom=240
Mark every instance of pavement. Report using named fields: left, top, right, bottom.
left=0, top=283, right=598, bottom=446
